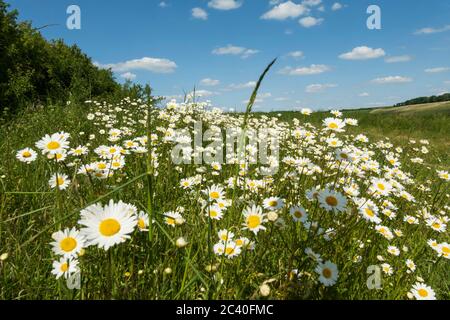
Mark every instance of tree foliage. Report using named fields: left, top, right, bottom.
left=0, top=0, right=154, bottom=119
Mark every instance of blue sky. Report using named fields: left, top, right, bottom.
left=7, top=0, right=450, bottom=111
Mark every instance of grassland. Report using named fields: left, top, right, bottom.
left=0, top=100, right=449, bottom=300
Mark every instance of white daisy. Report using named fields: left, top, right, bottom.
left=16, top=148, right=37, bottom=163
left=315, top=261, right=339, bottom=287
left=51, top=227, right=85, bottom=258
left=79, top=200, right=137, bottom=250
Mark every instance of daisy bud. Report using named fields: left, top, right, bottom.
left=164, top=268, right=172, bottom=275
left=138, top=270, right=144, bottom=275
left=176, top=237, right=188, bottom=248
left=0, top=253, right=8, bottom=261
left=259, top=284, right=271, bottom=297
left=267, top=211, right=278, bottom=222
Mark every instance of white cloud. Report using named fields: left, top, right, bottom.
left=159, top=1, right=168, bottom=8
left=229, top=81, right=257, bottom=89
left=208, top=0, right=242, bottom=10
left=305, top=83, right=337, bottom=93
left=331, top=3, right=343, bottom=11
left=212, top=45, right=259, bottom=58
left=275, top=97, right=289, bottom=101
left=385, top=55, right=412, bottom=63
left=200, top=78, right=220, bottom=86
left=445, top=81, right=450, bottom=85
left=188, top=90, right=219, bottom=98
left=415, top=25, right=450, bottom=35
left=359, top=92, right=370, bottom=97
left=286, top=51, right=304, bottom=59
left=425, top=67, right=450, bottom=73
left=192, top=8, right=208, bottom=20
left=120, top=72, right=136, bottom=80
left=299, top=16, right=323, bottom=28
left=372, top=76, right=413, bottom=84
left=302, top=0, right=322, bottom=7
left=261, top=1, right=308, bottom=20
left=96, top=57, right=177, bottom=74
left=279, top=64, right=330, bottom=76
left=339, top=46, right=385, bottom=60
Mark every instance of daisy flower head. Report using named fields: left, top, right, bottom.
left=51, top=227, right=85, bottom=258
left=36, top=132, right=70, bottom=155
left=359, top=200, right=381, bottom=224
left=315, top=261, right=339, bottom=287
left=323, top=118, right=345, bottom=132
left=163, top=211, right=185, bottom=227
left=206, top=205, right=224, bottom=220
left=437, top=242, right=450, bottom=259
left=68, top=146, right=88, bottom=157
left=137, top=211, right=150, bottom=232
left=242, top=205, right=267, bottom=235
left=79, top=200, right=137, bottom=250
left=381, top=263, right=393, bottom=275
left=318, top=188, right=347, bottom=213
left=301, top=108, right=312, bottom=116
left=49, top=173, right=70, bottom=190
left=180, top=178, right=194, bottom=189
left=437, top=170, right=449, bottom=181
left=16, top=148, right=37, bottom=163
left=330, top=110, right=343, bottom=117
left=218, top=229, right=235, bottom=242
left=406, top=259, right=416, bottom=273
left=205, top=184, right=225, bottom=201
left=387, top=245, right=400, bottom=256
left=213, top=241, right=242, bottom=259
left=263, top=197, right=285, bottom=211
left=51, top=257, right=79, bottom=280
left=410, top=282, right=436, bottom=300
left=289, top=205, right=308, bottom=223
left=371, top=178, right=393, bottom=196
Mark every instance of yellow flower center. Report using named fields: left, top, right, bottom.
left=22, top=151, right=32, bottom=158
left=235, top=239, right=243, bottom=246
left=166, top=217, right=175, bottom=225
left=60, top=237, right=77, bottom=252
left=209, top=210, right=218, bottom=218
left=442, top=247, right=450, bottom=254
left=98, top=163, right=107, bottom=170
left=210, top=191, right=220, bottom=199
left=99, top=218, right=121, bottom=236
left=57, top=177, right=65, bottom=186
left=269, top=200, right=278, bottom=207
left=56, top=153, right=64, bottom=160
left=60, top=263, right=69, bottom=272
left=47, top=141, right=61, bottom=150
left=418, top=289, right=428, bottom=298
left=294, top=211, right=303, bottom=218
left=225, top=247, right=235, bottom=255
left=247, top=215, right=261, bottom=229
left=325, top=196, right=338, bottom=207
left=322, top=268, right=332, bottom=279
left=328, top=123, right=338, bottom=129
left=110, top=148, right=117, bottom=154
left=365, top=208, right=375, bottom=217
left=432, top=222, right=440, bottom=229
left=138, top=218, right=146, bottom=229
left=377, top=183, right=385, bottom=191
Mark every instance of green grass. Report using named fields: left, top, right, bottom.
left=0, top=101, right=449, bottom=300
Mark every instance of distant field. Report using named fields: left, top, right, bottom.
left=370, top=102, right=450, bottom=115
left=266, top=102, right=450, bottom=167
